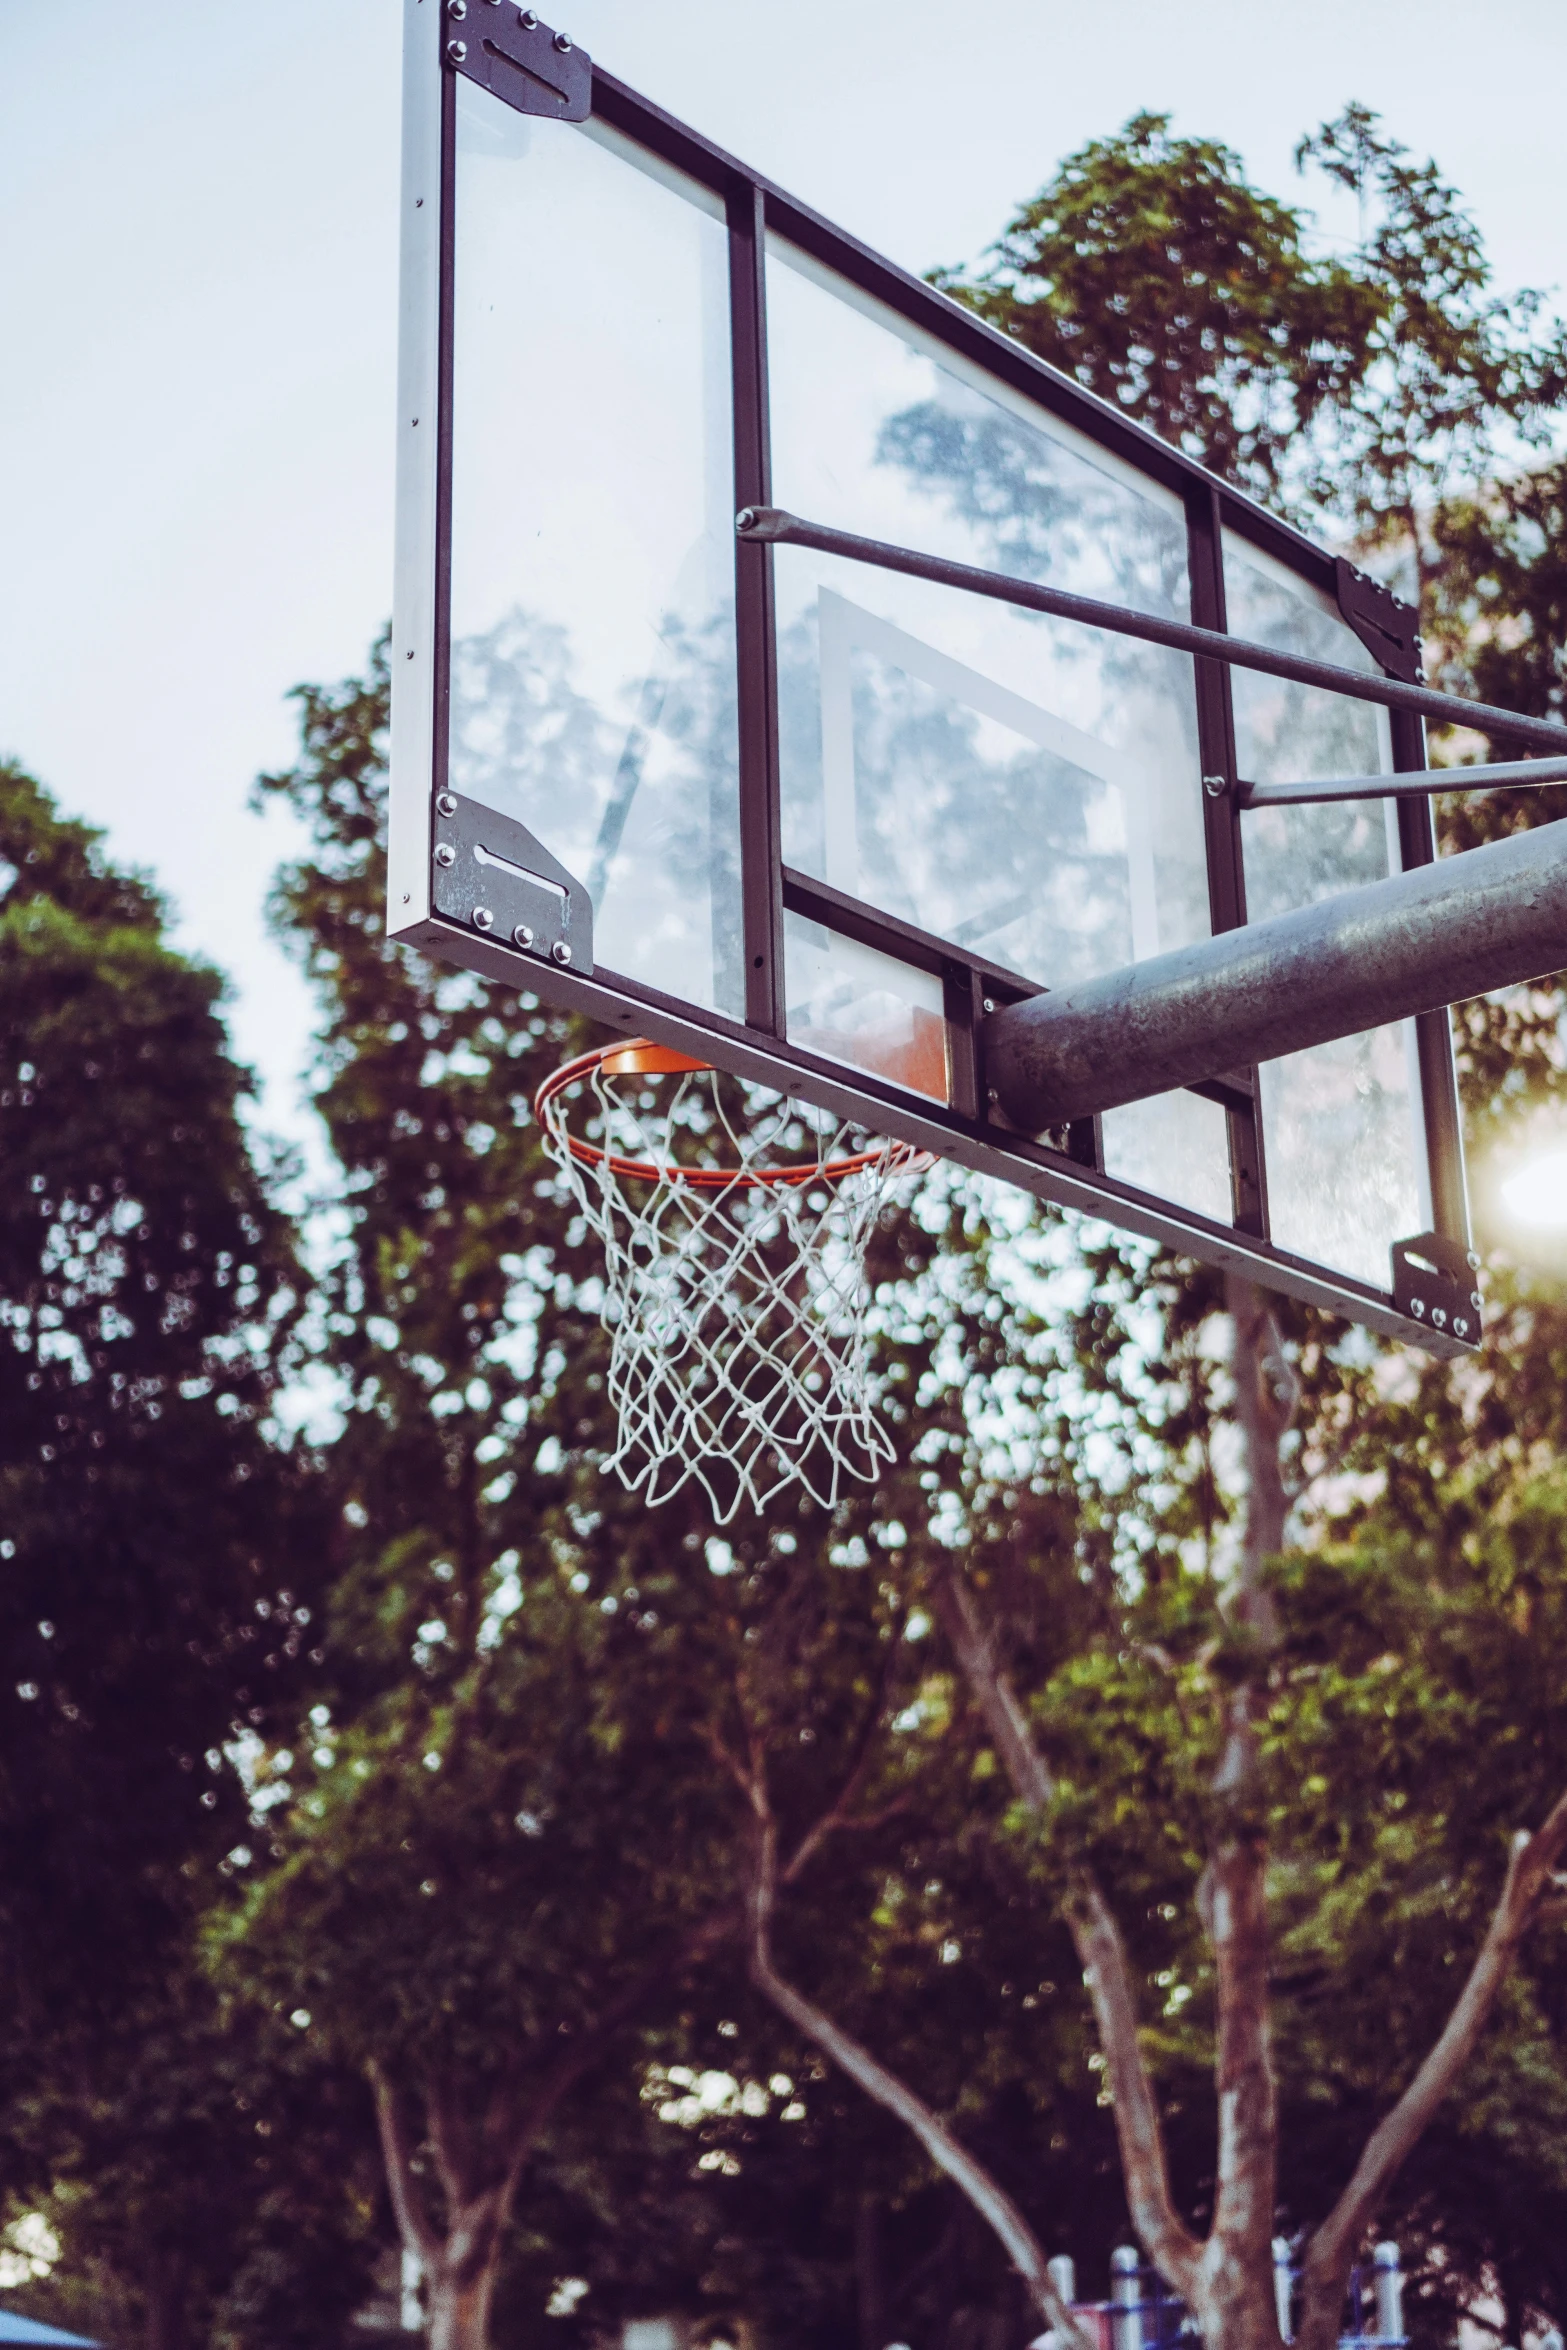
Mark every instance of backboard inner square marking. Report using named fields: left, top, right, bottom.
left=816, top=589, right=1160, bottom=966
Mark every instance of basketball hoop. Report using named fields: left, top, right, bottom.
left=534, top=1041, right=929, bottom=1523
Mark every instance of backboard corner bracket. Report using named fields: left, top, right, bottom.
left=1335, top=558, right=1422, bottom=685
left=1391, top=1229, right=1483, bottom=1349
left=444, top=7, right=591, bottom=121
left=432, top=792, right=595, bottom=976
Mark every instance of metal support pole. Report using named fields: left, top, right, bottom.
left=1110, top=2247, right=1142, bottom=2350
left=400, top=2246, right=424, bottom=2333
left=984, top=819, right=1567, bottom=1129
left=1372, top=2244, right=1403, bottom=2345
left=1273, top=2240, right=1294, bottom=2344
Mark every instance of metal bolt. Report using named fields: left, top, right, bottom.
left=1454, top=1317, right=1470, bottom=1338
left=1431, top=1307, right=1448, bottom=1329
left=552, top=940, right=572, bottom=965
left=983, top=998, right=996, bottom=1015
left=513, top=923, right=535, bottom=950
left=436, top=791, right=457, bottom=816
left=736, top=507, right=756, bottom=532
left=448, top=0, right=466, bottom=15
left=1410, top=1297, right=1426, bottom=1317
left=1202, top=774, right=1228, bottom=799
left=472, top=906, right=494, bottom=931
left=987, top=1087, right=999, bottom=1105
left=446, top=38, right=467, bottom=61
left=518, top=6, right=538, bottom=22
left=434, top=843, right=456, bottom=868
left=1470, top=1290, right=1483, bottom=1311
left=553, top=29, right=572, bottom=49
left=1467, top=1251, right=1481, bottom=1270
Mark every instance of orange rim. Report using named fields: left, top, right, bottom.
left=533, top=1040, right=927, bottom=1191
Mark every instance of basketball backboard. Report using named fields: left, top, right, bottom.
left=388, top=0, right=1520, bottom=1357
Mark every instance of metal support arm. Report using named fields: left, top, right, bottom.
left=1241, top=754, right=1567, bottom=807
left=734, top=507, right=1567, bottom=758
left=983, top=819, right=1567, bottom=1129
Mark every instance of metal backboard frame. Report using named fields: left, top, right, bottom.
left=388, top=0, right=1504, bottom=1356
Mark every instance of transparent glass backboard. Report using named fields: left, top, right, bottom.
left=768, top=242, right=1229, bottom=1224
left=447, top=87, right=742, bottom=1017
left=390, top=5, right=1474, bottom=1353
left=1226, top=535, right=1427, bottom=1291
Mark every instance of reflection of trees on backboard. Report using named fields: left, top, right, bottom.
left=877, top=394, right=1191, bottom=615
left=779, top=611, right=1138, bottom=988
left=770, top=386, right=1208, bottom=991
left=449, top=609, right=609, bottom=842
left=448, top=605, right=743, bottom=1018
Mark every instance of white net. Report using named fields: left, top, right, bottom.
left=536, top=1045, right=926, bottom=1523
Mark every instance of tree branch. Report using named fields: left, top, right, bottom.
left=368, top=2061, right=442, bottom=2265
left=1067, top=1877, right=1204, bottom=2302
left=1297, top=1790, right=1567, bottom=2350
left=744, top=1781, right=1094, bottom=2350
left=1204, top=1828, right=1277, bottom=2280
left=928, top=1565, right=1054, bottom=1810
left=1194, top=1282, right=1292, bottom=2300
left=783, top=1633, right=908, bottom=1885
left=698, top=1719, right=757, bottom=1803
left=425, top=2080, right=478, bottom=2213
left=1224, top=1275, right=1295, bottom=1643
left=929, top=1561, right=1202, bottom=2299
left=489, top=1907, right=741, bottom=2199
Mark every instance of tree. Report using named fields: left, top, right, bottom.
left=222, top=642, right=755, bottom=2350
left=219, top=97, right=1567, bottom=2350
left=930, top=112, right=1380, bottom=508
left=719, top=1230, right=1567, bottom=2350
left=934, top=106, right=1567, bottom=572
left=218, top=1582, right=734, bottom=2350
left=232, top=639, right=1154, bottom=2350
left=0, top=761, right=370, bottom=2350
left=1292, top=105, right=1567, bottom=588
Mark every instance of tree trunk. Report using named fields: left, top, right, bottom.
left=364, top=1946, right=717, bottom=2350
left=1184, top=2247, right=1286, bottom=2350
left=370, top=2066, right=519, bottom=2350
left=422, top=2217, right=504, bottom=2350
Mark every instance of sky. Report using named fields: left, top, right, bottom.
left=4, top=0, right=1567, bottom=1171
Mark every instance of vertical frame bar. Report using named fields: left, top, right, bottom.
left=1188, top=486, right=1268, bottom=1237
left=944, top=965, right=983, bottom=1126
left=432, top=60, right=457, bottom=811
left=728, top=182, right=785, bottom=1033
left=1391, top=708, right=1471, bottom=1247
left=387, top=0, right=445, bottom=938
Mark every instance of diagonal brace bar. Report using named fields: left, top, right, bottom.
left=1240, top=754, right=1567, bottom=807
left=983, top=819, right=1567, bottom=1129
left=735, top=507, right=1567, bottom=758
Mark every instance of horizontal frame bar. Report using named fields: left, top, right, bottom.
left=782, top=865, right=1041, bottom=998
left=398, top=903, right=1470, bottom=1357
left=1241, top=754, right=1567, bottom=807
left=736, top=506, right=1567, bottom=757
